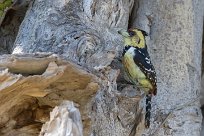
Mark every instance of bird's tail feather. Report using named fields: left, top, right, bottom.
left=145, top=94, right=152, bottom=128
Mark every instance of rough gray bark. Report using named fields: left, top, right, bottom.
left=131, top=0, right=203, bottom=135
left=0, top=0, right=203, bottom=136
left=200, top=10, right=204, bottom=135
left=201, top=75, right=204, bottom=136
left=10, top=0, right=145, bottom=135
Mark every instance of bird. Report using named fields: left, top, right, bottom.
left=118, top=28, right=157, bottom=128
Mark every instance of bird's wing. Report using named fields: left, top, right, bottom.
left=133, top=47, right=157, bottom=95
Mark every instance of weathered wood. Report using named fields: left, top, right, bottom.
left=40, top=101, right=83, bottom=136
left=12, top=0, right=146, bottom=136
left=131, top=0, right=203, bottom=135
left=0, top=0, right=203, bottom=135
left=0, top=54, right=98, bottom=136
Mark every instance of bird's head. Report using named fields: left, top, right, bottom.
left=118, top=28, right=148, bottom=48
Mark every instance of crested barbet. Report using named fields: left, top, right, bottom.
left=118, top=28, right=157, bottom=128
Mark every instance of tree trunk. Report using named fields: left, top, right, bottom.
left=130, top=0, right=203, bottom=135
left=0, top=0, right=203, bottom=136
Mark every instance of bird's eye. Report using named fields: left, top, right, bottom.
left=128, top=31, right=135, bottom=37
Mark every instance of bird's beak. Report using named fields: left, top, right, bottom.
left=118, top=29, right=130, bottom=37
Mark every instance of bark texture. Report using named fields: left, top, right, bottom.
left=0, top=0, right=203, bottom=136
left=11, top=0, right=145, bottom=135
left=0, top=53, right=98, bottom=136
left=131, top=0, right=203, bottom=135
left=40, top=101, right=83, bottom=136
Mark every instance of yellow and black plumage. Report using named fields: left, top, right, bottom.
left=118, top=28, right=157, bottom=128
